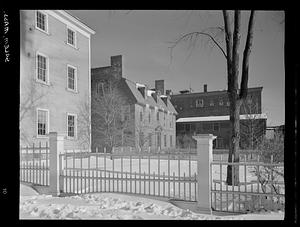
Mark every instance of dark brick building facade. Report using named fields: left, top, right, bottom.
left=170, top=85, right=267, bottom=149
left=91, top=55, right=177, bottom=152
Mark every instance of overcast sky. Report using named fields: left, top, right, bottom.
left=69, top=10, right=285, bottom=126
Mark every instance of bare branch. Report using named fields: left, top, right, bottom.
left=222, top=10, right=233, bottom=92
left=240, top=11, right=256, bottom=100
left=169, top=31, right=227, bottom=60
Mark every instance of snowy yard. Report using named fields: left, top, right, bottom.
left=20, top=153, right=285, bottom=214
left=19, top=184, right=284, bottom=220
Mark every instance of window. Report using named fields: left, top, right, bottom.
left=164, top=135, right=167, bottom=147
left=226, top=101, right=230, bottom=106
left=36, top=53, right=48, bottom=84
left=195, top=99, right=203, bottom=108
left=122, top=105, right=130, bottom=121
left=148, top=133, right=152, bottom=146
left=170, top=135, right=173, bottom=147
left=96, top=82, right=104, bottom=96
left=67, top=114, right=77, bottom=138
left=196, top=123, right=202, bottom=134
left=148, top=112, right=151, bottom=124
left=37, top=109, right=49, bottom=137
left=36, top=11, right=47, bottom=32
left=140, top=111, right=143, bottom=122
left=203, top=122, right=211, bottom=131
left=156, top=111, right=159, bottom=121
left=67, top=28, right=76, bottom=47
left=217, top=138, right=224, bottom=149
left=219, top=99, right=223, bottom=106
left=213, top=122, right=220, bottom=131
left=210, top=100, right=214, bottom=106
left=67, top=65, right=77, bottom=91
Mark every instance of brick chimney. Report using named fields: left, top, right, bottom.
left=111, top=55, right=122, bottom=80
left=155, top=80, right=164, bottom=96
left=204, top=84, right=207, bottom=92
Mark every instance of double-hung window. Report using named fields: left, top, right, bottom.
left=195, top=99, right=204, bottom=108
left=36, top=11, right=48, bottom=33
left=37, top=108, right=49, bottom=137
left=67, top=28, right=76, bottom=47
left=36, top=53, right=48, bottom=84
left=67, top=65, right=77, bottom=92
left=67, top=113, right=77, bottom=138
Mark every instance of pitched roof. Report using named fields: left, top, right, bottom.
left=123, top=78, right=177, bottom=115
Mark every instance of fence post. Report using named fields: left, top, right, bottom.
left=192, top=134, right=216, bottom=213
left=49, top=132, right=65, bottom=196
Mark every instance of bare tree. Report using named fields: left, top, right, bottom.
left=20, top=79, right=50, bottom=145
left=170, top=11, right=256, bottom=185
left=240, top=99, right=265, bottom=151
left=77, top=94, right=91, bottom=151
left=92, top=78, right=130, bottom=153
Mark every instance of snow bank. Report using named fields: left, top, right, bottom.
left=19, top=184, right=283, bottom=220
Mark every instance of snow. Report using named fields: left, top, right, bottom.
left=21, top=154, right=285, bottom=213
left=20, top=184, right=284, bottom=220
left=176, top=114, right=267, bottom=123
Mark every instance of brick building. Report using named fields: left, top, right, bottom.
left=170, top=85, right=267, bottom=149
left=20, top=10, right=95, bottom=149
left=91, top=55, right=177, bottom=152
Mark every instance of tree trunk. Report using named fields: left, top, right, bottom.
left=226, top=92, right=241, bottom=186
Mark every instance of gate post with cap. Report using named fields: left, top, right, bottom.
left=49, top=132, right=65, bottom=196
left=192, top=134, right=216, bottom=213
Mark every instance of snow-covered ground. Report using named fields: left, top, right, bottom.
left=19, top=184, right=284, bottom=220
left=20, top=154, right=284, bottom=215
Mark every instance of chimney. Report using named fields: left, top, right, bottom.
left=166, top=89, right=172, bottom=96
left=111, top=55, right=122, bottom=80
left=204, top=84, right=207, bottom=92
left=155, top=80, right=164, bottom=96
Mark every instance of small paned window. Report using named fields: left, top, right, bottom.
left=67, top=28, right=76, bottom=46
left=36, top=11, right=47, bottom=32
left=37, top=109, right=48, bottom=136
left=195, top=99, right=204, bottom=108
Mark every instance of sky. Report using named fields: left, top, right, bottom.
left=69, top=10, right=285, bottom=126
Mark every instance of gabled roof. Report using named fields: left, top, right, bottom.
left=123, top=78, right=177, bottom=115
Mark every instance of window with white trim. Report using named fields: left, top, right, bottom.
left=36, top=11, right=47, bottom=32
left=195, top=99, right=204, bottom=108
left=36, top=53, right=48, bottom=83
left=67, top=28, right=76, bottom=47
left=67, top=114, right=77, bottom=138
left=37, top=109, right=48, bottom=136
left=219, top=99, right=223, bottom=106
left=67, top=65, right=77, bottom=91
